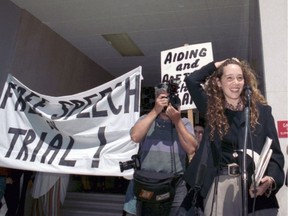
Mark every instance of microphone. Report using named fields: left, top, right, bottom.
left=244, top=85, right=252, bottom=107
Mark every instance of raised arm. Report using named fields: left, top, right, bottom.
left=184, top=62, right=216, bottom=113
left=130, top=93, right=169, bottom=143
left=165, top=104, right=198, bottom=155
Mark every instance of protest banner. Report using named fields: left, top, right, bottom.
left=161, top=42, right=213, bottom=110
left=0, top=67, right=142, bottom=178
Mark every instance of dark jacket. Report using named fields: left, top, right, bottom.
left=183, top=62, right=285, bottom=212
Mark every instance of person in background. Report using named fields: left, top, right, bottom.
left=123, top=180, right=136, bottom=216
left=0, top=167, right=9, bottom=210
left=81, top=175, right=92, bottom=192
left=4, top=169, right=33, bottom=216
left=194, top=124, right=204, bottom=145
left=130, top=82, right=198, bottom=215
left=184, top=58, right=284, bottom=215
left=31, top=172, right=70, bottom=216
left=187, top=123, right=205, bottom=163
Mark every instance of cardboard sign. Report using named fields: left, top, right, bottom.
left=161, top=42, right=213, bottom=110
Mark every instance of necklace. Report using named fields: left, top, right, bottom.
left=225, top=99, right=244, bottom=111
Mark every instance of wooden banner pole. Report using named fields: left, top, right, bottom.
left=187, top=109, right=194, bottom=126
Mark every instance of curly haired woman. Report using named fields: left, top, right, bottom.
left=183, top=58, right=284, bottom=216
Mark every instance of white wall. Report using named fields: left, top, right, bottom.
left=259, top=1, right=288, bottom=216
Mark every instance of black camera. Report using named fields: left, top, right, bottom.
left=157, top=78, right=181, bottom=112
left=119, top=154, right=141, bottom=172
left=167, top=78, right=181, bottom=109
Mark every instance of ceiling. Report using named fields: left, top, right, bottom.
left=10, top=0, right=251, bottom=87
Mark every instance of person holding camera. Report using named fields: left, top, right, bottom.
left=130, top=82, right=198, bottom=216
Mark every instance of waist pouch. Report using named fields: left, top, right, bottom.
left=133, top=170, right=180, bottom=203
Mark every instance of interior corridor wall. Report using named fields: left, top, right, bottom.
left=0, top=0, right=114, bottom=97
left=259, top=1, right=288, bottom=216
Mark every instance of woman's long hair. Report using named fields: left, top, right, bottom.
left=204, top=59, right=267, bottom=140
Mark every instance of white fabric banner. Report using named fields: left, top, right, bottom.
left=0, top=67, right=142, bottom=178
